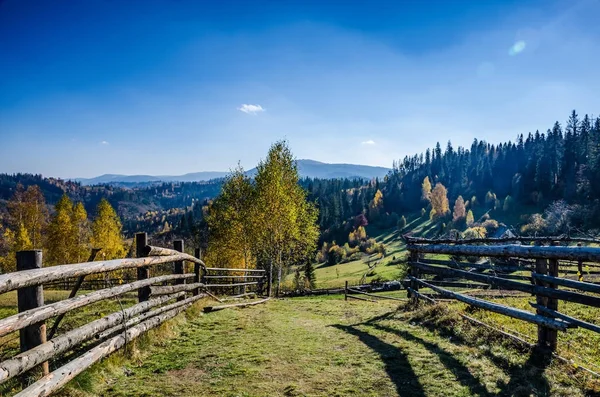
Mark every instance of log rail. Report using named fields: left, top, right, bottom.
left=0, top=232, right=268, bottom=397
left=404, top=236, right=600, bottom=352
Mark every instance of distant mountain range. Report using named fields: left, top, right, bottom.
left=75, top=160, right=390, bottom=185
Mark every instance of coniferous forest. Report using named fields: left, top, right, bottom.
left=1, top=110, right=600, bottom=273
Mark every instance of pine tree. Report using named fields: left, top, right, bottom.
left=91, top=199, right=125, bottom=260
left=304, top=259, right=316, bottom=289
left=397, top=215, right=407, bottom=230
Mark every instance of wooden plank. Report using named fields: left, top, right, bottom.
left=404, top=235, right=600, bottom=245
left=0, top=273, right=190, bottom=338
left=407, top=243, right=600, bottom=262
left=409, top=277, right=569, bottom=331
left=531, top=273, right=600, bottom=295
left=95, top=293, right=205, bottom=341
left=529, top=302, right=600, bottom=334
left=346, top=294, right=377, bottom=303
left=204, top=298, right=270, bottom=313
left=202, top=275, right=265, bottom=279
left=0, top=253, right=191, bottom=296
left=149, top=282, right=204, bottom=296
left=347, top=288, right=408, bottom=301
left=420, top=280, right=490, bottom=289
left=204, top=282, right=259, bottom=288
left=221, top=292, right=257, bottom=302
left=144, top=245, right=206, bottom=269
left=421, top=258, right=532, bottom=272
left=411, top=262, right=600, bottom=308
left=205, top=267, right=265, bottom=273
left=0, top=292, right=185, bottom=384
left=406, top=287, right=436, bottom=304
left=13, top=304, right=192, bottom=397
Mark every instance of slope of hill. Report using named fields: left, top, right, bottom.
left=75, top=160, right=390, bottom=185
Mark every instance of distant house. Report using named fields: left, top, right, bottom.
left=493, top=225, right=516, bottom=239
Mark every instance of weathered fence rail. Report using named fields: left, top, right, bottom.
left=0, top=232, right=268, bottom=397
left=404, top=236, right=600, bottom=351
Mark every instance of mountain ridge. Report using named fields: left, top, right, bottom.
left=75, top=160, right=390, bottom=185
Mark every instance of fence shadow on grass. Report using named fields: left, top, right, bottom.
left=344, top=309, right=552, bottom=397
left=331, top=324, right=426, bottom=397
left=367, top=322, right=493, bottom=397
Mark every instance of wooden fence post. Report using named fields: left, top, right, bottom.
left=534, top=243, right=550, bottom=349
left=193, top=248, right=202, bottom=297
left=345, top=281, right=348, bottom=301
left=577, top=243, right=583, bottom=281
left=408, top=250, right=420, bottom=303
left=268, top=259, right=273, bottom=297
left=174, top=240, right=185, bottom=302
left=546, top=242, right=559, bottom=350
left=136, top=233, right=150, bottom=302
left=16, top=250, right=49, bottom=377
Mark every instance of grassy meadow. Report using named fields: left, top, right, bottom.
left=42, top=295, right=600, bottom=397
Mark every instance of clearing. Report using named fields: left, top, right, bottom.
left=60, top=295, right=599, bottom=397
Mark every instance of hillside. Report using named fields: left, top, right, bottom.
left=75, top=160, right=390, bottom=185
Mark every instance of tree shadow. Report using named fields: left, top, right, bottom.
left=331, top=324, right=426, bottom=397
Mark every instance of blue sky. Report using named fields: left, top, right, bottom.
left=1, top=0, right=599, bottom=178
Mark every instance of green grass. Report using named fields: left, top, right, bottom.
left=56, top=295, right=599, bottom=397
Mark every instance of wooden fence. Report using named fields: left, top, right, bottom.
left=0, top=232, right=267, bottom=397
left=405, top=236, right=600, bottom=351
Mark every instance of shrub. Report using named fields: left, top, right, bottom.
left=521, top=213, right=546, bottom=235
left=328, top=244, right=346, bottom=266
left=481, top=219, right=499, bottom=234
left=462, top=227, right=487, bottom=239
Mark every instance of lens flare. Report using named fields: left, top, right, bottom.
left=509, top=40, right=526, bottom=56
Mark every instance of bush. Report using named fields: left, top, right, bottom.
left=327, top=244, right=346, bottom=266
left=521, top=214, right=546, bottom=235
left=462, top=227, right=487, bottom=239
left=481, top=219, right=499, bottom=234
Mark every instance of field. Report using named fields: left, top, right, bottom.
left=29, top=294, right=595, bottom=397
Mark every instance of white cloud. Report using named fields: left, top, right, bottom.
left=101, top=141, right=109, bottom=145
left=238, top=104, right=265, bottom=114
left=361, top=140, right=376, bottom=145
